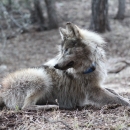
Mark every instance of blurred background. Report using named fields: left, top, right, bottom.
left=0, top=0, right=130, bottom=94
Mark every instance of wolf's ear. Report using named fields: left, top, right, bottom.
left=66, top=22, right=80, bottom=38
left=59, top=27, right=67, bottom=40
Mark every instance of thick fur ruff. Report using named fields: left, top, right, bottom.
left=0, top=23, right=129, bottom=110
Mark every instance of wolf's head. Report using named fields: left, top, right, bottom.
left=54, top=23, right=106, bottom=74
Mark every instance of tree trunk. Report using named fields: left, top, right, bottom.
left=44, top=0, right=58, bottom=29
left=89, top=0, right=110, bottom=33
left=30, top=0, right=44, bottom=30
left=115, top=0, right=125, bottom=19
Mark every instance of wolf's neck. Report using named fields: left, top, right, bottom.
left=67, top=62, right=96, bottom=75
left=66, top=60, right=107, bottom=83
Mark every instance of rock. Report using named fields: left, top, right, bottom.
left=0, top=65, right=7, bottom=73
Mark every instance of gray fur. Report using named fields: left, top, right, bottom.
left=0, top=23, right=129, bottom=110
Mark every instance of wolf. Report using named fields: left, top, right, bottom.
left=0, top=23, right=129, bottom=110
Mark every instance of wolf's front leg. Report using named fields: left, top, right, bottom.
left=105, top=88, right=129, bottom=101
left=22, top=90, right=59, bottom=110
left=86, top=87, right=130, bottom=108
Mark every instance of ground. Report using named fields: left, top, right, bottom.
left=0, top=0, right=130, bottom=129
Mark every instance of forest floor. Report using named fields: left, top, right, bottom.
left=0, top=0, right=130, bottom=129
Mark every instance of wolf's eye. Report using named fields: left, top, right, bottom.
left=64, top=48, right=70, bottom=55
left=65, top=48, right=68, bottom=52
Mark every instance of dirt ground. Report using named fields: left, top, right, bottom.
left=0, top=0, right=130, bottom=129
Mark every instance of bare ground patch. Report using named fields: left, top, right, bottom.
left=0, top=0, right=130, bottom=129
left=0, top=106, right=130, bottom=130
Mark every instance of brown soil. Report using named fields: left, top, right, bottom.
left=0, top=0, right=130, bottom=129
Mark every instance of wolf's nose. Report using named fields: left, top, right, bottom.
left=54, top=64, right=60, bottom=69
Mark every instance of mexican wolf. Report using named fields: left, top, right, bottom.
left=0, top=23, right=129, bottom=110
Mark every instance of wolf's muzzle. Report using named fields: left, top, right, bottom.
left=54, top=61, right=74, bottom=70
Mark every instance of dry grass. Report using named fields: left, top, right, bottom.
left=0, top=105, right=130, bottom=130
left=0, top=0, right=130, bottom=129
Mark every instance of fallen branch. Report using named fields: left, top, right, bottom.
left=24, top=105, right=59, bottom=111
left=108, top=58, right=130, bottom=73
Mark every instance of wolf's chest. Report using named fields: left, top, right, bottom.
left=51, top=77, right=88, bottom=108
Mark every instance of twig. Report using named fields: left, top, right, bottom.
left=44, top=117, right=73, bottom=130
left=0, top=3, right=29, bottom=39
left=10, top=15, right=28, bottom=33
left=24, top=105, right=59, bottom=111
